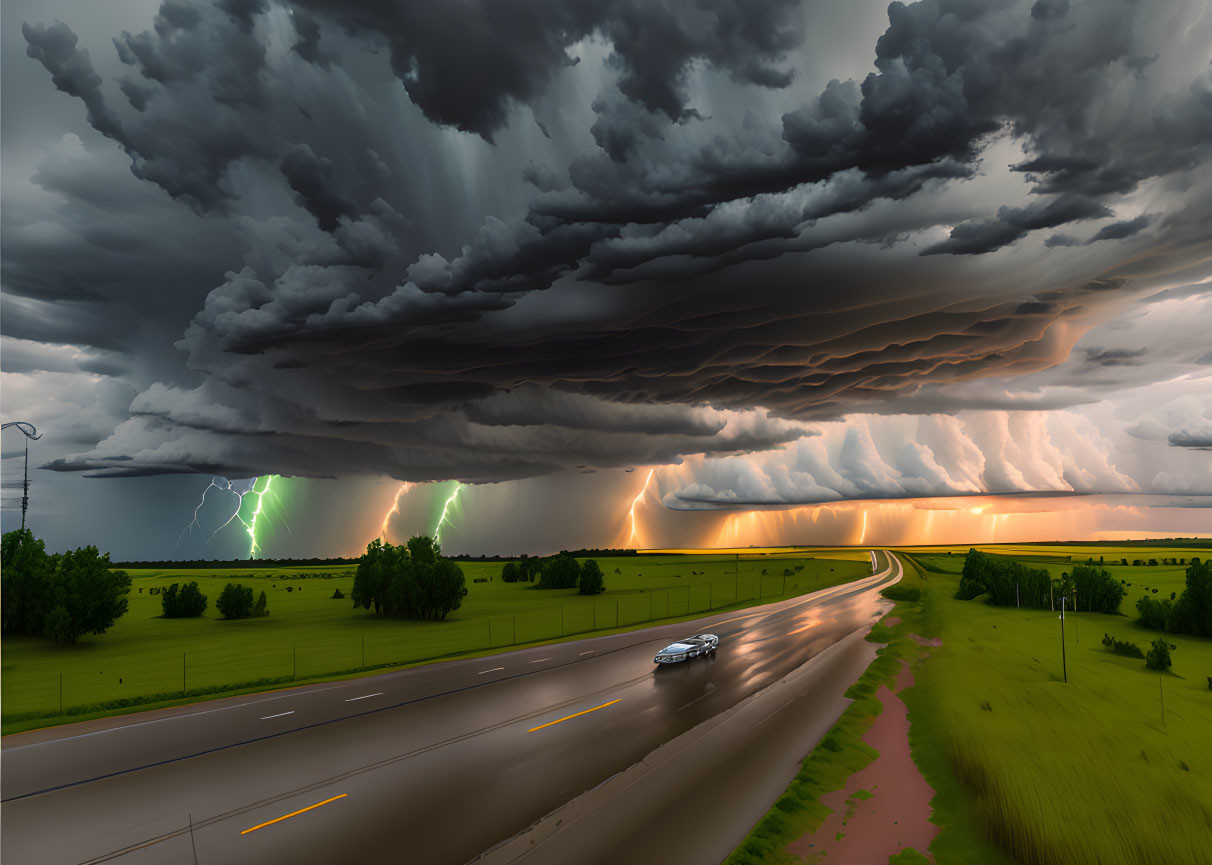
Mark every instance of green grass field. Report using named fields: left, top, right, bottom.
left=907, top=553, right=1212, bottom=865
left=1, top=551, right=869, bottom=730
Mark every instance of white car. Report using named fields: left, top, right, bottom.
left=654, top=633, right=719, bottom=664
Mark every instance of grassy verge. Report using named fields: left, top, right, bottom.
left=907, top=559, right=1212, bottom=865
left=2, top=551, right=869, bottom=734
left=724, top=557, right=1014, bottom=865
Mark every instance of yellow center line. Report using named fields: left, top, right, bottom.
left=240, top=794, right=348, bottom=835
left=528, top=699, right=621, bottom=733
left=787, top=623, right=813, bottom=636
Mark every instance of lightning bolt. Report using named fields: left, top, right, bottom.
left=434, top=482, right=464, bottom=548
left=379, top=482, right=414, bottom=542
left=243, top=475, right=274, bottom=557
left=178, top=475, right=285, bottom=558
left=627, top=469, right=656, bottom=548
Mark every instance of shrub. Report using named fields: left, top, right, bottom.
left=161, top=582, right=208, bottom=618
left=501, top=562, right=519, bottom=583
left=783, top=568, right=793, bottom=577
left=881, top=584, right=921, bottom=602
left=1145, top=638, right=1172, bottom=671
left=1101, top=633, right=1145, bottom=659
left=331, top=587, right=345, bottom=599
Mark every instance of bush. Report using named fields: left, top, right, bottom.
left=161, top=582, right=208, bottom=618
left=501, top=562, right=519, bottom=583
left=1145, top=638, right=1172, bottom=671
left=880, top=584, right=921, bottom=602
left=332, top=587, right=345, bottom=599
left=578, top=559, right=605, bottom=595
left=783, top=568, right=793, bottom=577
left=1101, top=633, right=1145, bottom=659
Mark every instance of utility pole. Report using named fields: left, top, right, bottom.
left=1059, top=596, right=1068, bottom=684
left=1, top=422, right=42, bottom=531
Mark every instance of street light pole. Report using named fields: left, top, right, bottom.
left=1, top=422, right=42, bottom=531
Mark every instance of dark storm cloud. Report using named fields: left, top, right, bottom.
left=10, top=0, right=1212, bottom=487
left=279, top=143, right=359, bottom=232
left=288, top=0, right=802, bottom=139
left=925, top=196, right=1112, bottom=255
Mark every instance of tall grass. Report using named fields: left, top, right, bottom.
left=911, top=560, right=1212, bottom=865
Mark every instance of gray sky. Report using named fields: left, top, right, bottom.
left=2, top=0, right=1210, bottom=557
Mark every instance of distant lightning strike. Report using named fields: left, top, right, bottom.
left=627, top=469, right=656, bottom=547
left=434, top=482, right=464, bottom=548
left=178, top=475, right=285, bottom=558
left=380, top=482, right=414, bottom=540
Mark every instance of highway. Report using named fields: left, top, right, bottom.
left=1, top=551, right=902, bottom=865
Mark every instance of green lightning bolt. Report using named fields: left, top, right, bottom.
left=243, top=475, right=275, bottom=557
left=434, top=482, right=464, bottom=549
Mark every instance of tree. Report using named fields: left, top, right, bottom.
left=1136, top=595, right=1172, bottom=630
left=217, top=583, right=255, bottom=619
left=1, top=529, right=52, bottom=635
left=162, top=582, right=208, bottom=618
left=1145, top=638, right=1172, bottom=671
left=252, top=590, right=269, bottom=617
left=501, top=561, right=519, bottom=583
left=538, top=552, right=580, bottom=589
left=1070, top=564, right=1126, bottom=614
left=579, top=559, right=605, bottom=595
left=1169, top=558, right=1212, bottom=637
left=352, top=538, right=391, bottom=613
left=351, top=536, right=467, bottom=620
left=956, top=549, right=990, bottom=600
left=37, top=546, right=131, bottom=645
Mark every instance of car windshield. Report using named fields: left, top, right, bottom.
left=663, top=643, right=695, bottom=652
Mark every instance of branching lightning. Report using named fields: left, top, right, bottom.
left=434, top=482, right=464, bottom=548
left=177, top=475, right=286, bottom=558
left=627, top=469, right=656, bottom=548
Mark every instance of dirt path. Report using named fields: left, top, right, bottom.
left=785, top=660, right=937, bottom=864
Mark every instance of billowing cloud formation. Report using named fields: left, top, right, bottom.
left=5, top=0, right=1211, bottom=511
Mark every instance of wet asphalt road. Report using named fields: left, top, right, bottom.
left=1, top=552, right=901, bottom=865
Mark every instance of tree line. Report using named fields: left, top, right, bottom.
left=501, top=552, right=605, bottom=594
left=956, top=549, right=1126, bottom=613
left=1135, top=558, right=1212, bottom=637
left=1, top=529, right=130, bottom=645
left=352, top=536, right=468, bottom=620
